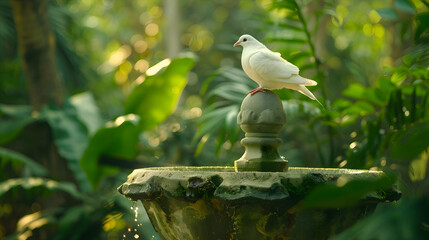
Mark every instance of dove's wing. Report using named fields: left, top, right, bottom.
left=248, top=49, right=313, bottom=85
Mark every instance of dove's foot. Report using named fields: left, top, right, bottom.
left=248, top=87, right=265, bottom=95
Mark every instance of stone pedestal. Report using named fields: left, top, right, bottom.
left=235, top=91, right=288, bottom=172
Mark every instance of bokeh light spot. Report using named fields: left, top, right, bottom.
left=115, top=71, right=128, bottom=85
left=134, top=59, right=149, bottom=73
left=135, top=75, right=145, bottom=85
left=363, top=23, right=372, bottom=36
left=369, top=10, right=381, bottom=24
left=119, top=61, right=132, bottom=74
left=145, top=23, right=159, bottom=37
left=146, top=59, right=171, bottom=76
left=149, top=6, right=162, bottom=18
left=373, top=24, right=385, bottom=38
left=84, top=16, right=99, bottom=28
left=134, top=40, right=148, bottom=53
left=109, top=45, right=132, bottom=66
left=335, top=35, right=349, bottom=50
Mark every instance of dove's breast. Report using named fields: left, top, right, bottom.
left=241, top=51, right=263, bottom=86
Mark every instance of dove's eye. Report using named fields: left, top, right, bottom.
left=243, top=38, right=247, bottom=42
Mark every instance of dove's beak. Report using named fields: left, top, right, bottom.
left=233, top=41, right=241, bottom=47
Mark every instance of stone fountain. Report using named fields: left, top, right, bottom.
left=118, top=91, right=400, bottom=240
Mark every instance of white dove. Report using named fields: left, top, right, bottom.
left=233, top=34, right=321, bottom=105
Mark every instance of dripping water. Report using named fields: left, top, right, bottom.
left=122, top=201, right=142, bottom=239
left=122, top=201, right=159, bottom=240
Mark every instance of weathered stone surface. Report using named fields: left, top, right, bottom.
left=237, top=91, right=286, bottom=128
left=118, top=167, right=400, bottom=240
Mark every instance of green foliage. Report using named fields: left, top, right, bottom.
left=41, top=104, right=92, bottom=191
left=0, top=178, right=87, bottom=201
left=390, top=121, right=429, bottom=162
left=49, top=2, right=92, bottom=90
left=69, top=92, right=104, bottom=136
left=125, top=56, right=197, bottom=131
left=0, top=1, right=14, bottom=42
left=335, top=52, right=429, bottom=169
left=81, top=115, right=140, bottom=189
left=0, top=147, right=48, bottom=177
left=0, top=104, right=34, bottom=144
left=394, top=0, right=417, bottom=14
left=332, top=197, right=429, bottom=240
left=302, top=174, right=396, bottom=208
left=195, top=67, right=252, bottom=156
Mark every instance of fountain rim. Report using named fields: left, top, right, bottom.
left=118, top=166, right=401, bottom=205
left=126, top=166, right=385, bottom=175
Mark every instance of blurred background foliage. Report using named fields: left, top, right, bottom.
left=0, top=0, right=428, bottom=239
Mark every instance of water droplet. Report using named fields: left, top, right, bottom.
left=124, top=202, right=142, bottom=239
left=133, top=202, right=139, bottom=222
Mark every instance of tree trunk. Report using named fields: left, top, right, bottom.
left=10, top=0, right=64, bottom=110
left=8, top=0, right=75, bottom=183
left=6, top=2, right=77, bottom=238
left=164, top=0, right=181, bottom=58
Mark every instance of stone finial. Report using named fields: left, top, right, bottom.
left=235, top=90, right=288, bottom=172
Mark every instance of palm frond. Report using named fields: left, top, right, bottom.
left=0, top=1, right=17, bottom=56
left=49, top=3, right=92, bottom=90
left=195, top=67, right=254, bottom=156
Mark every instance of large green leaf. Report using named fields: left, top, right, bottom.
left=125, top=56, right=196, bottom=131
left=40, top=104, right=91, bottom=192
left=342, top=83, right=388, bottom=106
left=80, top=114, right=140, bottom=189
left=302, top=174, right=395, bottom=208
left=342, top=83, right=366, bottom=99
left=389, top=121, right=429, bottom=162
left=0, top=177, right=87, bottom=200
left=0, top=147, right=48, bottom=176
left=270, top=0, right=298, bottom=11
left=0, top=104, right=35, bottom=144
left=69, top=92, right=104, bottom=136
left=343, top=101, right=375, bottom=116
left=332, top=198, right=429, bottom=240
left=376, top=8, right=399, bottom=21
left=41, top=106, right=88, bottom=162
left=394, top=0, right=416, bottom=14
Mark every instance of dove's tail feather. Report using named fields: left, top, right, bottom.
left=296, top=76, right=317, bottom=86
left=282, top=75, right=317, bottom=86
left=305, top=79, right=317, bottom=86
left=297, top=85, right=315, bottom=100
left=297, top=85, right=324, bottom=108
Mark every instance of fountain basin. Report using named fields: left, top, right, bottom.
left=118, top=166, right=400, bottom=240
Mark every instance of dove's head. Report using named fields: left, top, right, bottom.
left=233, top=34, right=260, bottom=48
